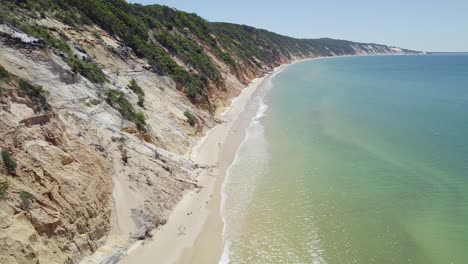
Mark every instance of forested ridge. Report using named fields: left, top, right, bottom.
left=0, top=0, right=416, bottom=98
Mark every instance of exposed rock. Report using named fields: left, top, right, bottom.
left=130, top=209, right=157, bottom=240
left=19, top=113, right=56, bottom=127
left=0, top=25, right=46, bottom=50
left=0, top=111, right=113, bottom=263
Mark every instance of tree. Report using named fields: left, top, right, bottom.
left=0, top=65, right=9, bottom=79
left=184, top=111, right=197, bottom=126
left=1, top=149, right=17, bottom=175
left=128, top=79, right=145, bottom=107
left=137, top=95, right=144, bottom=107
left=0, top=180, right=8, bottom=198
left=128, top=79, right=144, bottom=96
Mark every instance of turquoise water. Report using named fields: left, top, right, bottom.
left=221, top=55, right=468, bottom=263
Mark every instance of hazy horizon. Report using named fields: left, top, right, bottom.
left=129, top=0, right=468, bottom=52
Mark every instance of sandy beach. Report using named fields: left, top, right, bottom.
left=121, top=64, right=288, bottom=264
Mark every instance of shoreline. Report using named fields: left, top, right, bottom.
left=121, top=62, right=289, bottom=264
left=178, top=64, right=288, bottom=264
left=119, top=53, right=411, bottom=264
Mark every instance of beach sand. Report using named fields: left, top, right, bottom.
left=121, top=64, right=288, bottom=264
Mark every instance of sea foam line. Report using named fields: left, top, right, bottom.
left=219, top=104, right=264, bottom=264
left=219, top=70, right=280, bottom=263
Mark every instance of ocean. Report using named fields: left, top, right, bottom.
left=220, top=54, right=468, bottom=264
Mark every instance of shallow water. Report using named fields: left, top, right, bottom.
left=221, top=54, right=468, bottom=264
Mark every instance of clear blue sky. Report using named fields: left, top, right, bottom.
left=128, top=0, right=467, bottom=52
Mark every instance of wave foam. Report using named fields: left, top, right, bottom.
left=220, top=102, right=269, bottom=263
left=219, top=65, right=285, bottom=263
left=255, top=101, right=269, bottom=120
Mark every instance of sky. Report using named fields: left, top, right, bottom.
left=128, top=0, right=468, bottom=52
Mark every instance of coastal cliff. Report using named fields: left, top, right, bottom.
left=0, top=0, right=419, bottom=263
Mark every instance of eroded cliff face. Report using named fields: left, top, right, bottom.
left=0, top=108, right=112, bottom=263
left=0, top=13, right=416, bottom=264
left=0, top=20, right=220, bottom=263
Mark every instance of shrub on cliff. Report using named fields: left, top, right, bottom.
left=20, top=24, right=71, bottom=53
left=131, top=38, right=206, bottom=97
left=0, top=65, right=9, bottom=80
left=184, top=111, right=197, bottom=127
left=66, top=56, right=107, bottom=84
left=19, top=191, right=34, bottom=210
left=105, top=89, right=147, bottom=131
left=18, top=79, right=51, bottom=113
left=105, top=90, right=134, bottom=119
left=0, top=181, right=9, bottom=198
left=137, top=95, right=145, bottom=107
left=132, top=112, right=147, bottom=131
left=155, top=30, right=221, bottom=81
left=127, top=79, right=145, bottom=107
left=1, top=149, right=17, bottom=175
left=128, top=79, right=144, bottom=96
left=18, top=79, right=49, bottom=97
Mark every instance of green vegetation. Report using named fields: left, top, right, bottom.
left=128, top=79, right=144, bottom=96
left=131, top=37, right=207, bottom=97
left=91, top=31, right=102, bottom=40
left=131, top=112, right=146, bottom=130
left=155, top=29, right=221, bottom=81
left=0, top=65, right=9, bottom=80
left=19, top=191, right=34, bottom=210
left=184, top=111, right=197, bottom=127
left=0, top=4, right=107, bottom=84
left=1, top=149, right=17, bottom=175
left=105, top=89, right=147, bottom=131
left=0, top=180, right=8, bottom=198
left=57, top=0, right=209, bottom=96
left=20, top=191, right=33, bottom=201
left=137, top=96, right=144, bottom=107
left=18, top=79, right=48, bottom=97
left=0, top=0, right=90, bottom=26
left=127, top=79, right=145, bottom=107
left=20, top=24, right=71, bottom=53
left=1, top=0, right=415, bottom=101
left=66, top=56, right=107, bottom=84
left=18, top=79, right=51, bottom=112
left=212, top=45, right=236, bottom=65
left=1, top=0, right=215, bottom=96
left=0, top=66, right=9, bottom=95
